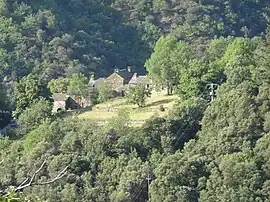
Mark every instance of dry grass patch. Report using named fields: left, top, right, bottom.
left=78, top=94, right=179, bottom=123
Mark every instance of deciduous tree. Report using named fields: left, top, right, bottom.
left=127, top=84, right=151, bottom=107
left=145, top=35, right=178, bottom=95
left=98, top=82, right=114, bottom=103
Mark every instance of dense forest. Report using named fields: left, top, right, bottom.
left=1, top=0, right=270, bottom=201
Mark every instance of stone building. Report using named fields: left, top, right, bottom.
left=52, top=93, right=84, bottom=113
left=88, top=77, right=106, bottom=89
left=105, top=68, right=134, bottom=91
left=128, top=73, right=151, bottom=88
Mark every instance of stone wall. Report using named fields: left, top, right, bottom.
left=106, top=73, right=124, bottom=90
left=52, top=101, right=66, bottom=113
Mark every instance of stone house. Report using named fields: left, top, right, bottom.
left=52, top=93, right=91, bottom=113
left=105, top=68, right=134, bottom=92
left=100, top=67, right=155, bottom=97
left=88, top=77, right=106, bottom=89
left=89, top=67, right=152, bottom=95
left=52, top=93, right=78, bottom=112
left=128, top=73, right=151, bottom=89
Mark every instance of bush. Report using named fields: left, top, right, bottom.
left=18, top=98, right=53, bottom=134
left=98, top=82, right=115, bottom=103
left=159, top=105, right=165, bottom=111
left=127, top=84, right=151, bottom=107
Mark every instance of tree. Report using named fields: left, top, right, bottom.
left=145, top=35, right=178, bottom=95
left=253, top=31, right=270, bottom=85
left=220, top=37, right=255, bottom=71
left=200, top=151, right=263, bottom=202
left=176, top=59, right=208, bottom=98
left=145, top=35, right=193, bottom=95
left=89, top=87, right=99, bottom=105
left=150, top=151, right=204, bottom=202
left=127, top=84, right=151, bottom=107
left=18, top=98, right=53, bottom=134
left=0, top=159, right=68, bottom=201
left=67, top=73, right=89, bottom=103
left=107, top=108, right=131, bottom=136
left=98, top=82, right=114, bottom=103
left=14, top=74, right=47, bottom=117
left=2, top=0, right=270, bottom=200
left=47, top=77, right=70, bottom=94
left=0, top=86, right=11, bottom=129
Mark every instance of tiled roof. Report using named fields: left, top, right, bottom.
left=136, top=76, right=151, bottom=84
left=93, top=78, right=105, bottom=87
left=89, top=78, right=106, bottom=88
left=128, top=73, right=138, bottom=84
left=128, top=75, right=151, bottom=84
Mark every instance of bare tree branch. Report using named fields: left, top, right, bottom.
left=34, top=166, right=68, bottom=185
left=0, top=160, right=69, bottom=196
left=15, top=160, right=47, bottom=191
left=0, top=159, right=4, bottom=164
left=17, top=178, right=29, bottom=189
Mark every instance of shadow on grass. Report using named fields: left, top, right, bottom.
left=146, top=98, right=175, bottom=107
left=55, top=106, right=93, bottom=119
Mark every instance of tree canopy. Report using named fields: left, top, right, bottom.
left=2, top=0, right=270, bottom=201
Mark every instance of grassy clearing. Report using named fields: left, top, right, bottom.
left=77, top=94, right=179, bottom=125
left=78, top=111, right=117, bottom=120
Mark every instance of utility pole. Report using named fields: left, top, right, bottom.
left=146, top=174, right=152, bottom=201
left=207, top=83, right=219, bottom=101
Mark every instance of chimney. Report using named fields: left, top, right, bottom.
left=90, top=74, right=94, bottom=81
left=127, top=66, right=132, bottom=72
left=89, top=73, right=95, bottom=86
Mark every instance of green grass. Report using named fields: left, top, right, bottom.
left=77, top=94, right=179, bottom=126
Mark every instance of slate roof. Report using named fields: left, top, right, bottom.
left=52, top=93, right=69, bottom=101
left=116, top=69, right=134, bottom=81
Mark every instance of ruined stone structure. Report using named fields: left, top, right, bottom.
left=52, top=93, right=88, bottom=113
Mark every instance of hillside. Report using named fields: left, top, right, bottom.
left=1, top=0, right=270, bottom=202
left=78, top=94, right=178, bottom=126
left=0, top=0, right=269, bottom=81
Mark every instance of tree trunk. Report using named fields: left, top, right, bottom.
left=167, top=85, right=170, bottom=95
left=170, top=86, right=173, bottom=94
left=167, top=84, right=172, bottom=95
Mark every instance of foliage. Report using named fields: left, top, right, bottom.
left=2, top=0, right=270, bottom=201
left=127, top=84, right=151, bottom=107
left=98, top=82, right=115, bottom=103
left=0, top=0, right=151, bottom=82
left=89, top=87, right=99, bottom=105
left=0, top=87, right=11, bottom=129
left=67, top=73, right=88, bottom=99
left=17, top=99, right=53, bottom=134
left=47, top=77, right=70, bottom=94
left=145, top=35, right=191, bottom=94
left=14, top=74, right=48, bottom=117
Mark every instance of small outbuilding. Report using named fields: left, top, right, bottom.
left=52, top=93, right=80, bottom=113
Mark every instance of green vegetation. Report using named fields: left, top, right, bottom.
left=79, top=94, right=178, bottom=125
left=127, top=84, right=151, bottom=107
left=2, top=0, right=270, bottom=201
left=67, top=73, right=89, bottom=101
left=97, top=82, right=115, bottom=103
left=47, top=77, right=69, bottom=94
left=17, top=98, right=53, bottom=134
